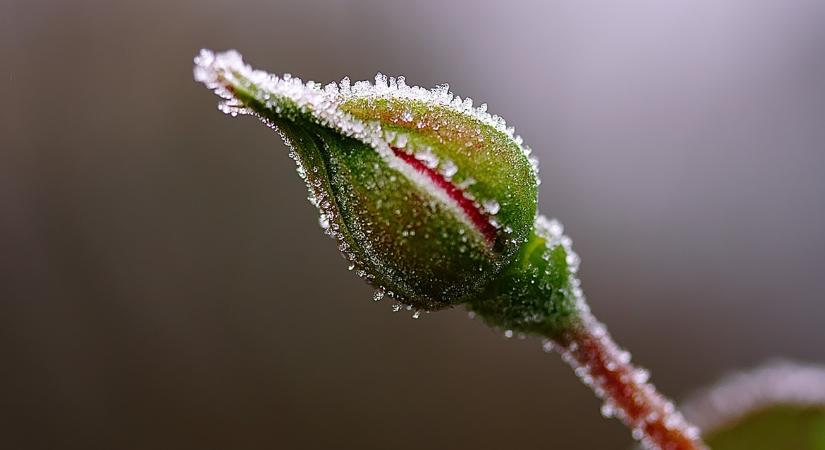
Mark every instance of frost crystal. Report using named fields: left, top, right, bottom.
left=482, top=199, right=500, bottom=215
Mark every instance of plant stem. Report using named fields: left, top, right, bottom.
left=549, top=312, right=709, bottom=450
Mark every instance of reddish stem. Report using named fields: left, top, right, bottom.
left=554, top=314, right=708, bottom=450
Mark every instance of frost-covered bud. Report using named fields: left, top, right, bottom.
left=194, top=50, right=577, bottom=332
left=193, top=52, right=713, bottom=450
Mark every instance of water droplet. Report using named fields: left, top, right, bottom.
left=440, top=159, right=458, bottom=178
left=482, top=199, right=500, bottom=215
left=414, top=147, right=439, bottom=169
left=395, top=133, right=408, bottom=148
left=633, top=368, right=650, bottom=384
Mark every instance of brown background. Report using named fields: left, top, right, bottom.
left=2, top=1, right=824, bottom=449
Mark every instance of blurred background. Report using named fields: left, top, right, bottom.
left=2, top=0, right=824, bottom=449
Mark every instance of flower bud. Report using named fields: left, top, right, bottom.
left=194, top=50, right=575, bottom=326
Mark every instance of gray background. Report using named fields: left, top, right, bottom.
left=2, top=0, right=824, bottom=449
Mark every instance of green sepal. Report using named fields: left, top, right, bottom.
left=468, top=228, right=581, bottom=339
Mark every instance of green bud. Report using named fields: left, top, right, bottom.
left=194, top=50, right=580, bottom=334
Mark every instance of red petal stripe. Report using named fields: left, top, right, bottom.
left=392, top=147, right=497, bottom=244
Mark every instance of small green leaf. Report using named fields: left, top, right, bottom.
left=683, top=362, right=825, bottom=450
left=705, top=405, right=825, bottom=450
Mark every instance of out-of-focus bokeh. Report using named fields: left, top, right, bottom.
left=2, top=1, right=824, bottom=449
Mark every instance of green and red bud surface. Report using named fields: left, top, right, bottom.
left=194, top=49, right=581, bottom=337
